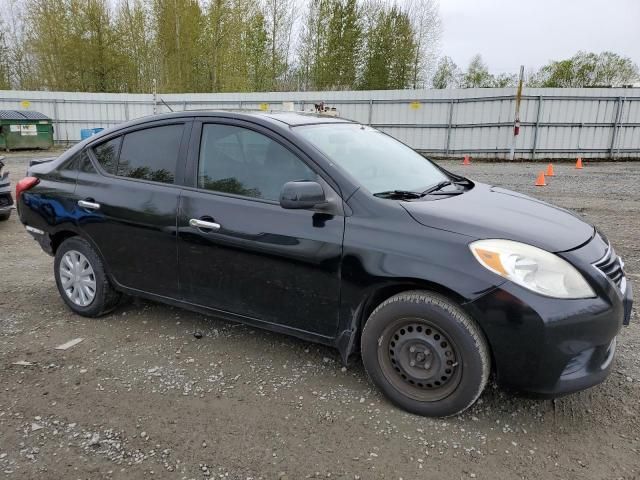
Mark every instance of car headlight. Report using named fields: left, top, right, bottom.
left=469, top=239, right=595, bottom=299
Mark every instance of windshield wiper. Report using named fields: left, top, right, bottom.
left=421, top=180, right=453, bottom=195
left=373, top=189, right=424, bottom=199
left=421, top=180, right=468, bottom=196
left=375, top=179, right=468, bottom=200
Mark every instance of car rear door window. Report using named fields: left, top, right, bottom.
left=198, top=124, right=315, bottom=201
left=117, top=124, right=184, bottom=184
left=92, top=136, right=121, bottom=174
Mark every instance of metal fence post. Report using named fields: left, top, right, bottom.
left=368, top=99, right=373, bottom=126
left=124, top=101, right=130, bottom=121
left=609, top=96, right=623, bottom=159
left=531, top=96, right=542, bottom=160
left=616, top=98, right=626, bottom=158
left=445, top=99, right=454, bottom=155
left=52, top=99, right=60, bottom=143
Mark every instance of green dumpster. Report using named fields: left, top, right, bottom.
left=0, top=110, right=54, bottom=151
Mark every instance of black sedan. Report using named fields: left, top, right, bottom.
left=16, top=112, right=633, bottom=417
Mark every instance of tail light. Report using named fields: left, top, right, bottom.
left=16, top=177, right=39, bottom=200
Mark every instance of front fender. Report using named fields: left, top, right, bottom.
left=335, top=209, right=504, bottom=363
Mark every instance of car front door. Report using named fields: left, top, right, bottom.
left=177, top=120, right=344, bottom=338
left=74, top=120, right=190, bottom=297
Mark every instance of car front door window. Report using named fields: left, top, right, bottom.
left=198, top=124, right=316, bottom=201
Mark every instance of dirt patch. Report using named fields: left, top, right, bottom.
left=1, top=153, right=638, bottom=479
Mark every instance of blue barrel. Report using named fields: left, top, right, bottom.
left=80, top=128, right=104, bottom=140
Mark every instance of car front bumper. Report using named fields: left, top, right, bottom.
left=464, top=236, right=633, bottom=397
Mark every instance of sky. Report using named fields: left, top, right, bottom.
left=439, top=0, right=640, bottom=74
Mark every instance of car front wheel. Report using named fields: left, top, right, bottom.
left=361, top=290, right=490, bottom=417
left=54, top=236, right=121, bottom=317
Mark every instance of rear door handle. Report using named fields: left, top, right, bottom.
left=189, top=218, right=221, bottom=231
left=78, top=200, right=100, bottom=210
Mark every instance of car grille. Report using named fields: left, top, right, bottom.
left=593, top=245, right=624, bottom=288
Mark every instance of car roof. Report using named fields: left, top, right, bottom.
left=250, top=112, right=353, bottom=126
left=116, top=110, right=354, bottom=129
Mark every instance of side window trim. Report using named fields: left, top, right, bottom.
left=85, top=120, right=193, bottom=187
left=187, top=120, right=336, bottom=202
left=197, top=123, right=316, bottom=202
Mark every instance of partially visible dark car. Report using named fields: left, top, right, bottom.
left=15, top=112, right=633, bottom=417
left=0, top=156, right=13, bottom=221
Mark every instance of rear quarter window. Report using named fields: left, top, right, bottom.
left=78, top=150, right=96, bottom=173
left=92, top=137, right=122, bottom=174
left=59, top=152, right=80, bottom=173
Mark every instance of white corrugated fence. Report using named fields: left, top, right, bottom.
left=1, top=87, right=639, bottom=159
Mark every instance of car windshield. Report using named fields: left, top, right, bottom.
left=295, top=123, right=449, bottom=194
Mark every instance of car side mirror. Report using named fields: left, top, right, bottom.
left=280, top=181, right=326, bottom=209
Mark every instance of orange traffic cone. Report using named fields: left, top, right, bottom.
left=546, top=163, right=555, bottom=177
left=575, top=157, right=583, bottom=169
left=462, top=155, right=471, bottom=165
left=535, top=171, right=546, bottom=186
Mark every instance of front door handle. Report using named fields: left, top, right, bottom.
left=78, top=200, right=100, bottom=210
left=189, top=218, right=221, bottom=231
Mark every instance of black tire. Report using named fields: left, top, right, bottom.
left=361, top=290, right=490, bottom=417
left=54, top=236, right=121, bottom=317
left=0, top=211, right=10, bottom=221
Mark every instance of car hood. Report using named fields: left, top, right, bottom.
left=401, top=182, right=594, bottom=253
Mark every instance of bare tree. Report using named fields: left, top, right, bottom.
left=262, top=0, right=295, bottom=90
left=114, top=0, right=158, bottom=93
left=0, top=0, right=35, bottom=89
left=407, top=0, right=441, bottom=89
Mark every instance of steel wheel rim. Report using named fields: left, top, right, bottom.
left=378, top=317, right=462, bottom=402
left=59, top=250, right=96, bottom=307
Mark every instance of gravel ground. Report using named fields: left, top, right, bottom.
left=0, top=151, right=639, bottom=480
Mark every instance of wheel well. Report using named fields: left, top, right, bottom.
left=352, top=280, right=495, bottom=374
left=359, top=281, right=467, bottom=331
left=50, top=231, right=77, bottom=254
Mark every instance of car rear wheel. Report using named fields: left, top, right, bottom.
left=54, top=236, right=121, bottom=317
left=361, top=290, right=490, bottom=417
left=0, top=211, right=10, bottom=221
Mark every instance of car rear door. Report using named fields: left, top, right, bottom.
left=177, top=119, right=344, bottom=338
left=74, top=119, right=191, bottom=297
